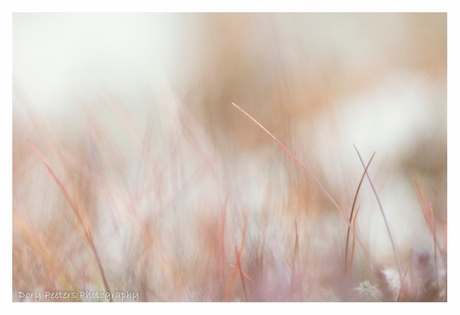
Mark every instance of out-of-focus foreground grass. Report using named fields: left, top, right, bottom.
left=13, top=13, right=447, bottom=302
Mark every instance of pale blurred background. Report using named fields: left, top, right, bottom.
left=13, top=12, right=446, bottom=198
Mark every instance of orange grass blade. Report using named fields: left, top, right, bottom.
left=224, top=213, right=249, bottom=301
left=412, top=178, right=442, bottom=287
left=290, top=220, right=301, bottom=296
left=224, top=249, right=239, bottom=302
left=232, top=103, right=341, bottom=212
left=218, top=202, right=228, bottom=298
left=28, top=140, right=112, bottom=300
left=412, top=178, right=439, bottom=244
left=13, top=211, right=78, bottom=295
left=348, top=204, right=361, bottom=276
